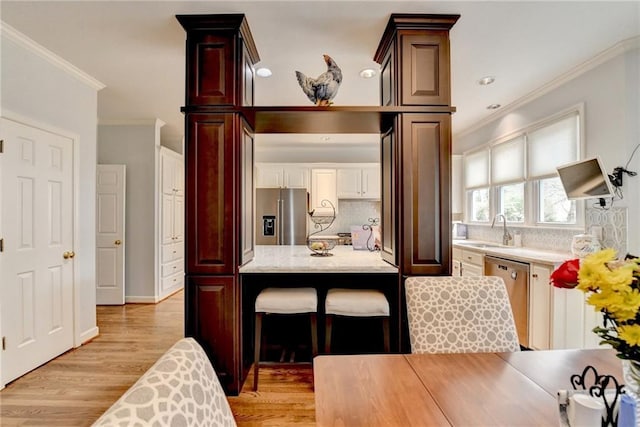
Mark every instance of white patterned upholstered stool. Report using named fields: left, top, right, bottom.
left=405, top=276, right=520, bottom=354
left=324, top=288, right=390, bottom=353
left=253, top=287, right=318, bottom=391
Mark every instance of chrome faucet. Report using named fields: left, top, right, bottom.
left=491, top=214, right=512, bottom=246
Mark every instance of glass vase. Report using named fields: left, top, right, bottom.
left=621, top=359, right=640, bottom=422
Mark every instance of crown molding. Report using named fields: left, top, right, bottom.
left=455, top=35, right=640, bottom=139
left=1, top=21, right=105, bottom=91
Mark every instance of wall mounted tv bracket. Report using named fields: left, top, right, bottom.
left=609, top=166, right=637, bottom=188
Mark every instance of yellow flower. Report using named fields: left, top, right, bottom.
left=587, top=290, right=624, bottom=313
left=618, top=324, right=640, bottom=347
left=585, top=248, right=618, bottom=265
left=605, top=265, right=637, bottom=292
left=573, top=249, right=640, bottom=359
left=608, top=289, right=640, bottom=322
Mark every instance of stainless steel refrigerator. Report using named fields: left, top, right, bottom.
left=256, top=188, right=308, bottom=245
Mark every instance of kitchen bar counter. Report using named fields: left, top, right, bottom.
left=239, top=245, right=399, bottom=273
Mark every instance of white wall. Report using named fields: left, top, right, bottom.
left=455, top=42, right=640, bottom=255
left=1, top=25, right=102, bottom=345
left=98, top=121, right=163, bottom=301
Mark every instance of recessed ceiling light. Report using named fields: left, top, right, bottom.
left=478, top=76, right=495, bottom=85
left=486, top=104, right=501, bottom=110
left=359, top=68, right=377, bottom=79
left=256, top=67, right=272, bottom=77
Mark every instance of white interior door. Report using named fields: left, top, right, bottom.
left=96, top=165, right=126, bottom=305
left=0, top=118, right=74, bottom=385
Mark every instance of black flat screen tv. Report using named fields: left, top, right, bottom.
left=556, top=157, right=614, bottom=200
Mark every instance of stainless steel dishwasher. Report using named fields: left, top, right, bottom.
left=484, top=256, right=530, bottom=348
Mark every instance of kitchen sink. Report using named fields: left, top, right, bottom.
left=456, top=242, right=506, bottom=249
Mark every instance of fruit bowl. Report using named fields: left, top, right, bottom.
left=307, top=238, right=337, bottom=257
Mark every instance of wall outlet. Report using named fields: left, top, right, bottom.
left=590, top=226, right=603, bottom=241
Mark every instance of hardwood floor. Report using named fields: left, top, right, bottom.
left=0, top=290, right=315, bottom=426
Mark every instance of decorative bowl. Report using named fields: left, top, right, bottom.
left=307, top=238, right=337, bottom=257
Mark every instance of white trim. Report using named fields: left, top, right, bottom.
left=99, top=119, right=166, bottom=127
left=78, top=326, right=100, bottom=346
left=125, top=296, right=161, bottom=304
left=0, top=21, right=105, bottom=91
left=456, top=36, right=640, bottom=139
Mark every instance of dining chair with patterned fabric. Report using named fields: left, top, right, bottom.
left=405, top=276, right=520, bottom=354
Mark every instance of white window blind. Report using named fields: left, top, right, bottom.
left=528, top=114, right=579, bottom=178
left=491, top=136, right=525, bottom=185
left=464, top=149, right=489, bottom=189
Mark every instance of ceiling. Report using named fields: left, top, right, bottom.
left=2, top=1, right=639, bottom=150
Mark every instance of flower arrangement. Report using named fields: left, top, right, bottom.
left=550, top=248, right=640, bottom=360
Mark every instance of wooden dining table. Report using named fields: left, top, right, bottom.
left=314, top=349, right=623, bottom=426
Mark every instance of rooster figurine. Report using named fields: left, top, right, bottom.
left=295, top=54, right=342, bottom=106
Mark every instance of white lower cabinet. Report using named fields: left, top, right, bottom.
left=452, top=247, right=484, bottom=277
left=528, top=261, right=603, bottom=350
left=529, top=263, right=552, bottom=350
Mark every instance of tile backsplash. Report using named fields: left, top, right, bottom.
left=312, top=199, right=381, bottom=236
left=465, top=207, right=628, bottom=256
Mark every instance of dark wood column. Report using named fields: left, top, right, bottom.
left=177, top=14, right=258, bottom=394
left=375, top=14, right=459, bottom=277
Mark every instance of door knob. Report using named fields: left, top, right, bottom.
left=63, top=251, right=75, bottom=259
left=115, top=240, right=122, bottom=245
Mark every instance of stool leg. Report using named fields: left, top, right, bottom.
left=382, top=317, right=390, bottom=353
left=310, top=313, right=318, bottom=358
left=253, top=312, right=263, bottom=391
left=325, top=314, right=333, bottom=354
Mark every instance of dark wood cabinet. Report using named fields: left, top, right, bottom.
left=374, top=14, right=459, bottom=107
left=400, top=32, right=452, bottom=106
left=185, top=113, right=237, bottom=275
left=178, top=12, right=458, bottom=393
left=375, top=14, right=458, bottom=276
left=380, top=126, right=397, bottom=266
left=400, top=114, right=451, bottom=274
left=240, top=120, right=254, bottom=265
left=185, top=275, right=239, bottom=391
left=177, top=14, right=259, bottom=107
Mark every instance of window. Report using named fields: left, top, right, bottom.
left=538, top=177, right=576, bottom=223
left=471, top=188, right=490, bottom=221
left=492, top=136, right=525, bottom=222
left=463, top=108, right=581, bottom=227
left=499, top=183, right=525, bottom=222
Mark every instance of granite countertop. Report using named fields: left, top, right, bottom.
left=453, top=240, right=573, bottom=265
left=239, top=245, right=399, bottom=273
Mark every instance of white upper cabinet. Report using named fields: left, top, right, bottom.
left=256, top=164, right=283, bottom=187
left=256, top=163, right=309, bottom=189
left=310, top=168, right=337, bottom=215
left=283, top=166, right=309, bottom=189
left=337, top=164, right=380, bottom=200
left=161, top=149, right=184, bottom=196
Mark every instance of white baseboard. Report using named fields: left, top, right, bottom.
left=125, top=296, right=160, bottom=304
left=159, top=284, right=184, bottom=302
left=78, top=326, right=99, bottom=347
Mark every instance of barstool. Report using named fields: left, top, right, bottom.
left=253, top=287, right=318, bottom=391
left=324, top=288, right=390, bottom=353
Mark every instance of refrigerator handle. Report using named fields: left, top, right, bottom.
left=277, top=198, right=283, bottom=244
